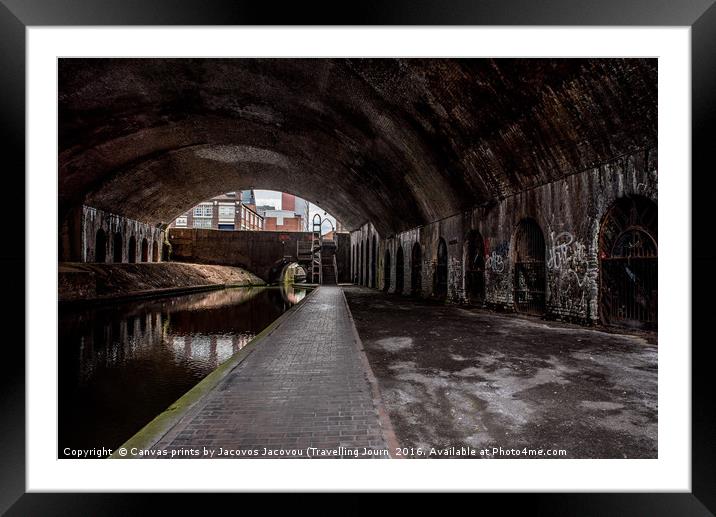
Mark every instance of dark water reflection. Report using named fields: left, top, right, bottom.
left=59, top=285, right=308, bottom=458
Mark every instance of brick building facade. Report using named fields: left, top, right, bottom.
left=169, top=191, right=264, bottom=231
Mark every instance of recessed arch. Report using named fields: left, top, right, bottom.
left=128, top=235, right=137, bottom=263
left=435, top=238, right=448, bottom=300
left=94, top=229, right=107, bottom=263
left=411, top=242, right=422, bottom=296
left=152, top=240, right=159, bottom=262
left=141, top=238, right=149, bottom=262
left=599, top=196, right=657, bottom=329
left=395, top=245, right=405, bottom=295
left=112, top=232, right=123, bottom=263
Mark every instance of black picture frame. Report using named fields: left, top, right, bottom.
left=1, top=1, right=713, bottom=514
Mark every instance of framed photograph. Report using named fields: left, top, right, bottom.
left=2, top=0, right=713, bottom=513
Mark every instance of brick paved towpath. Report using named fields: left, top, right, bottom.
left=150, top=286, right=394, bottom=458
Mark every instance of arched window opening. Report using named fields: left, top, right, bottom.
left=128, top=235, right=137, bottom=263
left=141, top=238, right=149, bottom=262
left=411, top=242, right=422, bottom=296
left=112, top=232, right=123, bottom=263
left=513, top=219, right=546, bottom=316
left=95, top=229, right=107, bottom=263
left=435, top=238, right=448, bottom=300
left=152, top=240, right=159, bottom=262
left=599, top=196, right=657, bottom=329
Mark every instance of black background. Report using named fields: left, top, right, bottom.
left=1, top=1, right=714, bottom=514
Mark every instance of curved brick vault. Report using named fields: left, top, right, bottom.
left=59, top=58, right=656, bottom=235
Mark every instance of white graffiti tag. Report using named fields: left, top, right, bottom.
left=485, top=251, right=505, bottom=273
left=546, top=232, right=586, bottom=270
left=546, top=230, right=596, bottom=295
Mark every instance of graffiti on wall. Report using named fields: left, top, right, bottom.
left=485, top=251, right=505, bottom=273
left=484, top=238, right=509, bottom=274
left=448, top=256, right=462, bottom=296
left=546, top=230, right=597, bottom=314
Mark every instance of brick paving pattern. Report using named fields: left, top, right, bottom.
left=153, top=286, right=390, bottom=458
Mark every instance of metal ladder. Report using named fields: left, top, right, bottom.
left=311, top=214, right=322, bottom=284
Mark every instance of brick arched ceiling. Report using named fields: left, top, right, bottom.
left=59, top=58, right=657, bottom=235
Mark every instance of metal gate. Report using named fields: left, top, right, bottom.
left=513, top=219, right=546, bottom=316
left=600, top=197, right=657, bottom=329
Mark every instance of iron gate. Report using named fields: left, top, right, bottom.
left=513, top=219, right=546, bottom=316
left=600, top=197, right=658, bottom=329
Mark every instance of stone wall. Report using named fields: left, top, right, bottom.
left=351, top=147, right=658, bottom=325
left=169, top=228, right=313, bottom=283
left=170, top=228, right=354, bottom=284
left=63, top=205, right=165, bottom=263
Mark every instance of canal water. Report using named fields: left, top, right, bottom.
left=58, top=285, right=308, bottom=458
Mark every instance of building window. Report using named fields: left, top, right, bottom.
left=218, top=204, right=235, bottom=220
left=193, top=218, right=212, bottom=229
left=175, top=216, right=188, bottom=227
left=194, top=204, right=212, bottom=218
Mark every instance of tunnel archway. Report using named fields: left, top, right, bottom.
left=599, top=196, right=657, bottom=329
left=269, top=259, right=307, bottom=285
left=383, top=250, right=391, bottom=292
left=141, top=238, right=149, bottom=262
left=152, top=240, right=159, bottom=262
left=395, top=245, right=404, bottom=295
left=411, top=242, right=422, bottom=296
left=128, top=235, right=137, bottom=263
left=435, top=238, right=448, bottom=300
left=371, top=236, right=377, bottom=288
left=58, top=59, right=657, bottom=243
left=95, top=229, right=107, bottom=263
left=513, top=219, right=546, bottom=316
left=465, top=229, right=486, bottom=305
left=112, top=232, right=123, bottom=263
